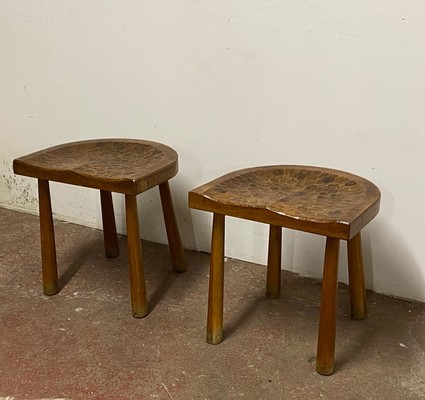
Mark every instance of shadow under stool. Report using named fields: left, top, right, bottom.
left=13, top=138, right=187, bottom=318
left=188, top=165, right=380, bottom=375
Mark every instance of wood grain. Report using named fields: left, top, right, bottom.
left=100, top=190, right=120, bottom=258
left=189, top=165, right=380, bottom=240
left=38, top=179, right=59, bottom=295
left=190, top=165, right=380, bottom=375
left=14, top=139, right=186, bottom=317
left=348, top=232, right=367, bottom=320
left=207, top=213, right=225, bottom=345
left=13, top=139, right=178, bottom=195
left=266, top=225, right=282, bottom=298
left=159, top=181, right=187, bottom=272
left=125, top=194, right=148, bottom=318
left=316, top=237, right=340, bottom=376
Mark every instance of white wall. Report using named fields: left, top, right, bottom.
left=1, top=1, right=424, bottom=302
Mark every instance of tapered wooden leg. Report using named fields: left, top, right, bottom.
left=207, top=213, right=225, bottom=345
left=316, top=237, right=340, bottom=375
left=347, top=232, right=367, bottom=320
left=38, top=179, right=59, bottom=295
left=266, top=225, right=282, bottom=298
left=125, top=194, right=148, bottom=318
left=159, top=181, right=187, bottom=272
left=100, top=190, right=119, bottom=258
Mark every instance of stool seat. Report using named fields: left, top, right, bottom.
left=189, top=165, right=380, bottom=240
left=189, top=165, right=381, bottom=375
left=13, top=139, right=186, bottom=318
left=13, top=139, right=178, bottom=195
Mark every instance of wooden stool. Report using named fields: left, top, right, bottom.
left=189, top=165, right=380, bottom=375
left=13, top=139, right=187, bottom=318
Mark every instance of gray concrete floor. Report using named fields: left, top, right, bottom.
left=0, top=207, right=424, bottom=400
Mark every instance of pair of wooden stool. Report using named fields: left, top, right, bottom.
left=13, top=139, right=380, bottom=375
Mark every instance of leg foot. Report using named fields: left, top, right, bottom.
left=207, top=213, right=225, bottom=344
left=316, top=237, right=340, bottom=375
left=125, top=195, right=148, bottom=318
left=38, top=179, right=59, bottom=295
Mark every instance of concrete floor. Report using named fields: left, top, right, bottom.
left=0, top=207, right=424, bottom=400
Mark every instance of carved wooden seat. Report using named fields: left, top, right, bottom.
left=13, top=139, right=187, bottom=317
left=189, top=165, right=380, bottom=375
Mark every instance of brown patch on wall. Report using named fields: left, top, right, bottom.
left=1, top=160, right=38, bottom=208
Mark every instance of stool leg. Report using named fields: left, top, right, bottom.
left=207, top=213, right=225, bottom=345
left=347, top=232, right=367, bottom=320
left=38, top=179, right=59, bottom=295
left=159, top=181, right=187, bottom=272
left=316, top=236, right=340, bottom=375
left=100, top=190, right=120, bottom=258
left=266, top=225, right=282, bottom=298
left=125, top=194, right=148, bottom=318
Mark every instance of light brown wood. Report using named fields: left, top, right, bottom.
left=125, top=194, right=148, bottom=318
left=159, top=181, right=187, bottom=272
left=347, top=232, right=367, bottom=320
left=13, top=139, right=179, bottom=195
left=38, top=179, right=59, bottom=295
left=266, top=225, right=282, bottom=298
left=207, top=213, right=225, bottom=345
left=100, top=190, right=119, bottom=258
left=316, top=237, right=340, bottom=376
left=189, top=165, right=381, bottom=240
